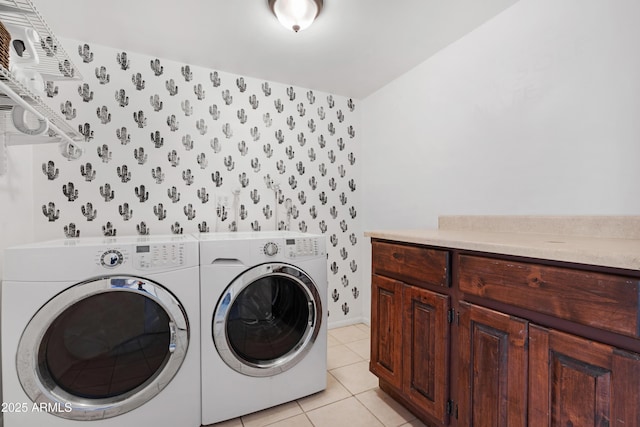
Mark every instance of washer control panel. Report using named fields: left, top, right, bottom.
left=133, top=243, right=186, bottom=270
left=285, top=237, right=322, bottom=258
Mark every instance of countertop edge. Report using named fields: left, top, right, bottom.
left=365, top=229, right=640, bottom=272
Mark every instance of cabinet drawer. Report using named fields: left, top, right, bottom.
left=459, top=254, right=640, bottom=337
left=372, top=241, right=449, bottom=288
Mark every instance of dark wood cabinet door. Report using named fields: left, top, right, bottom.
left=402, top=285, right=450, bottom=425
left=370, top=274, right=404, bottom=389
left=529, top=325, right=640, bottom=427
left=458, top=302, right=528, bottom=427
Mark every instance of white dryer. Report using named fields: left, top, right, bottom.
left=1, top=235, right=200, bottom=427
left=198, top=231, right=327, bottom=425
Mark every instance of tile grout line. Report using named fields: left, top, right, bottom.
left=352, top=393, right=390, bottom=427
left=224, top=325, right=380, bottom=427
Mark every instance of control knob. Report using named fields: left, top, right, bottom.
left=100, top=250, right=123, bottom=268
left=263, top=242, right=278, bottom=256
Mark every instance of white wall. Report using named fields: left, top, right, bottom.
left=0, top=144, right=34, bottom=279
left=362, top=0, right=640, bottom=231
left=360, top=0, right=640, bottom=321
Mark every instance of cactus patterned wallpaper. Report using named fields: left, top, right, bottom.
left=34, top=40, right=362, bottom=324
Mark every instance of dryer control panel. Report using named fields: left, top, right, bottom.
left=133, top=243, right=186, bottom=270
left=284, top=237, right=322, bottom=258
left=255, top=236, right=325, bottom=259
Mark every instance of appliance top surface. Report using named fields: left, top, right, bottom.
left=196, top=231, right=321, bottom=242
left=8, top=234, right=198, bottom=250
left=3, top=234, right=199, bottom=281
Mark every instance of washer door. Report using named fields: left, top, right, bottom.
left=17, top=276, right=189, bottom=420
left=213, top=263, right=322, bottom=377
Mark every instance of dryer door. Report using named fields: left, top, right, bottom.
left=16, top=276, right=189, bottom=420
left=213, top=263, right=322, bottom=377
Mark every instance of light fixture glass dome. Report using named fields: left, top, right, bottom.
left=269, top=0, right=323, bottom=32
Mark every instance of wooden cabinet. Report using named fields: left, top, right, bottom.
left=370, top=241, right=451, bottom=426
left=402, top=285, right=449, bottom=423
left=459, top=255, right=639, bottom=337
left=370, top=274, right=403, bottom=389
left=457, top=302, right=527, bottom=427
left=529, top=325, right=640, bottom=426
left=370, top=239, right=640, bottom=427
left=372, top=241, right=449, bottom=288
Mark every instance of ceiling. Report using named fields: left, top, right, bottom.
left=33, top=0, right=519, bottom=99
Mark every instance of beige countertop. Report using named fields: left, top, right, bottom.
left=365, top=228, right=640, bottom=271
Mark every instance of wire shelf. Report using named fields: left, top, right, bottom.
left=0, top=0, right=84, bottom=173
left=0, top=0, right=82, bottom=80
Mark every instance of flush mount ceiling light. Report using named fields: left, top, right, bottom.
left=268, top=0, right=323, bottom=32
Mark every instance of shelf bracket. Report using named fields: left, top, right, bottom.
left=0, top=78, right=82, bottom=159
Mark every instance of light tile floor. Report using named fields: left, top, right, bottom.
left=210, top=324, right=426, bottom=427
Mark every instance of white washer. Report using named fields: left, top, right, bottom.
left=1, top=235, right=200, bottom=427
left=198, top=231, right=328, bottom=425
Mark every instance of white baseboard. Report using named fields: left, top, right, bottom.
left=327, top=316, right=369, bottom=329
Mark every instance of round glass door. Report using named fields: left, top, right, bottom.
left=213, top=263, right=322, bottom=377
left=17, top=276, right=189, bottom=420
